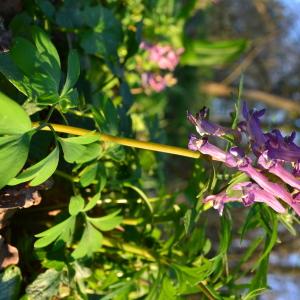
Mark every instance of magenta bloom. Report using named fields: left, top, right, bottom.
left=140, top=42, right=184, bottom=71
left=141, top=72, right=176, bottom=93
left=188, top=135, right=237, bottom=167
left=233, top=152, right=296, bottom=211
left=188, top=108, right=240, bottom=140
left=240, top=102, right=266, bottom=155
left=204, top=191, right=238, bottom=216
left=188, top=103, right=300, bottom=216
left=232, top=182, right=286, bottom=213
left=264, top=130, right=300, bottom=163
left=204, top=181, right=286, bottom=215
left=258, top=151, right=300, bottom=191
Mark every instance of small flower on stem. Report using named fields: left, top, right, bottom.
left=258, top=151, right=300, bottom=191
left=188, top=108, right=240, bottom=140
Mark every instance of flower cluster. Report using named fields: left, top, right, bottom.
left=139, top=42, right=184, bottom=93
left=188, top=104, right=300, bottom=216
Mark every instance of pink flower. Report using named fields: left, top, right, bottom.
left=203, top=182, right=286, bottom=215
left=140, top=42, right=184, bottom=71
left=141, top=72, right=177, bottom=93
left=258, top=151, right=300, bottom=191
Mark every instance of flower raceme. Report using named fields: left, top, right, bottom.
left=140, top=42, right=184, bottom=71
left=139, top=42, right=184, bottom=93
left=188, top=103, right=300, bottom=216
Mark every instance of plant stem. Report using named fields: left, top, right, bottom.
left=33, top=123, right=201, bottom=159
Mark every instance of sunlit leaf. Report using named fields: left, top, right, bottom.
left=72, top=221, right=103, bottom=259
left=60, top=49, right=80, bottom=96
left=34, top=216, right=76, bottom=248
left=87, top=210, right=122, bottom=231
left=0, top=133, right=31, bottom=189
left=0, top=92, right=32, bottom=135
left=59, top=136, right=101, bottom=164
left=69, top=195, right=85, bottom=216
left=9, top=146, right=59, bottom=186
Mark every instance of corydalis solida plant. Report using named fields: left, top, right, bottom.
left=188, top=104, right=300, bottom=216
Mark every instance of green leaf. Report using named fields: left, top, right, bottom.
left=183, top=209, right=192, bottom=235
left=242, top=288, right=267, bottom=300
left=5, top=27, right=61, bottom=105
left=79, top=5, right=122, bottom=59
left=0, top=53, right=31, bottom=96
left=69, top=195, right=85, bottom=216
left=72, top=221, right=103, bottom=259
left=79, top=163, right=98, bottom=187
left=253, top=210, right=278, bottom=269
left=83, top=192, right=100, bottom=212
left=60, top=49, right=80, bottom=96
left=158, top=276, right=177, bottom=300
left=10, top=37, right=37, bottom=76
left=0, top=133, right=31, bottom=189
left=59, top=135, right=101, bottom=164
left=60, top=134, right=99, bottom=145
left=9, top=146, right=59, bottom=186
left=181, top=39, right=248, bottom=66
left=92, top=94, right=119, bottom=135
left=26, top=269, right=62, bottom=299
left=0, top=266, right=22, bottom=300
left=31, top=26, right=61, bottom=83
left=34, top=216, right=75, bottom=248
left=172, top=261, right=214, bottom=293
left=0, top=92, right=32, bottom=135
left=87, top=210, right=122, bottom=231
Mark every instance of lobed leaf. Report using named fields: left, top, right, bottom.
left=69, top=195, right=85, bottom=216
left=60, top=49, right=80, bottom=96
left=0, top=92, right=32, bottom=135
left=34, top=216, right=76, bottom=248
left=0, top=133, right=32, bottom=189
left=87, top=210, right=122, bottom=231
left=9, top=146, right=59, bottom=186
left=72, top=221, right=103, bottom=259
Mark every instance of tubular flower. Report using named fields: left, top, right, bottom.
left=258, top=151, right=300, bottom=191
left=188, top=103, right=300, bottom=216
left=203, top=191, right=238, bottom=216
left=188, top=135, right=237, bottom=167
left=239, top=102, right=266, bottom=155
left=187, top=107, right=240, bottom=140
left=204, top=182, right=286, bottom=215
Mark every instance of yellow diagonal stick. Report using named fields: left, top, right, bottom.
left=33, top=123, right=201, bottom=159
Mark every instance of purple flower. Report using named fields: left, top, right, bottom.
left=188, top=102, right=300, bottom=216
left=204, top=181, right=286, bottom=215
left=258, top=151, right=300, bottom=191
left=232, top=182, right=286, bottom=213
left=203, top=191, right=239, bottom=215
left=264, top=130, right=300, bottom=163
left=240, top=102, right=266, bottom=155
left=188, top=108, right=240, bottom=140
left=293, top=160, right=300, bottom=176
left=188, top=135, right=237, bottom=167
left=233, top=151, right=296, bottom=209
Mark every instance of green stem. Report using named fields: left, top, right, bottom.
left=33, top=123, right=201, bottom=159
